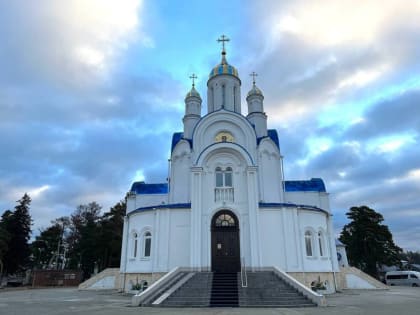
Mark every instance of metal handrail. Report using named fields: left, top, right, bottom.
left=240, top=256, right=247, bottom=287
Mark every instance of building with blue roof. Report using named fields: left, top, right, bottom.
left=120, top=37, right=341, bottom=293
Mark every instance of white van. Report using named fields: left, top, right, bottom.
left=385, top=271, right=420, bottom=287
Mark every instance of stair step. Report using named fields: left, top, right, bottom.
left=156, top=271, right=316, bottom=308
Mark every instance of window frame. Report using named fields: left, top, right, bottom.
left=141, top=230, right=152, bottom=260
left=130, top=231, right=139, bottom=259
left=215, top=166, right=233, bottom=188
left=304, top=230, right=315, bottom=257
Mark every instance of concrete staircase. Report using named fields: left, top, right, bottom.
left=239, top=271, right=316, bottom=307
left=210, top=273, right=239, bottom=307
left=149, top=271, right=315, bottom=308
left=158, top=272, right=213, bottom=307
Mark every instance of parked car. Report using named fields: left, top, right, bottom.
left=385, top=271, right=420, bottom=287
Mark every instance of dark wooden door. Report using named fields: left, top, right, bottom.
left=211, top=211, right=240, bottom=272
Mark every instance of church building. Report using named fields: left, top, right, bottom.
left=120, top=37, right=340, bottom=292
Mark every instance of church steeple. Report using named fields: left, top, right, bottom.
left=183, top=73, right=202, bottom=139
left=246, top=72, right=267, bottom=137
left=207, top=35, right=241, bottom=114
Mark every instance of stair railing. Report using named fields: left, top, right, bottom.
left=240, top=256, right=248, bottom=287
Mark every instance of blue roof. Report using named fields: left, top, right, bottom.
left=128, top=203, right=191, bottom=215
left=171, top=132, right=192, bottom=153
left=171, top=132, right=183, bottom=152
left=257, top=129, right=280, bottom=149
left=259, top=202, right=328, bottom=214
left=130, top=182, right=168, bottom=194
left=284, top=178, right=326, bottom=192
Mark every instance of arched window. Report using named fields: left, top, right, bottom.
left=214, top=213, right=236, bottom=227
left=143, top=231, right=152, bottom=258
left=318, top=230, right=325, bottom=257
left=305, top=230, right=314, bottom=257
left=132, top=232, right=138, bottom=258
left=215, top=167, right=233, bottom=187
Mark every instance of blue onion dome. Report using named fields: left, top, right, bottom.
left=209, top=52, right=239, bottom=79
left=185, top=86, right=201, bottom=100
left=247, top=83, right=264, bottom=98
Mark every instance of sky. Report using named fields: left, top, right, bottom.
left=0, top=0, right=419, bottom=251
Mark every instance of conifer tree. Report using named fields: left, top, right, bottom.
left=339, top=205, right=402, bottom=278
left=3, top=193, right=33, bottom=274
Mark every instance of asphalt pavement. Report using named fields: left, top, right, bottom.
left=0, top=286, right=419, bottom=315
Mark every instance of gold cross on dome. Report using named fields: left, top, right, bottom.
left=217, top=34, right=230, bottom=52
left=189, top=73, right=197, bottom=87
left=250, top=72, right=258, bottom=85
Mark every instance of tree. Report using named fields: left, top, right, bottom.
left=95, top=200, right=125, bottom=270
left=339, top=205, right=402, bottom=278
left=0, top=211, right=12, bottom=275
left=31, top=216, right=70, bottom=269
left=66, top=202, right=101, bottom=278
left=2, top=193, right=33, bottom=274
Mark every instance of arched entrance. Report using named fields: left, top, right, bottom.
left=211, top=210, right=240, bottom=272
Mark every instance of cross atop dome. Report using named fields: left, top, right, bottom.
left=189, top=73, right=197, bottom=87
left=217, top=34, right=230, bottom=55
left=250, top=72, right=258, bottom=86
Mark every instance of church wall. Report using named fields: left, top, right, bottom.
left=168, top=209, right=191, bottom=269
left=124, top=211, right=155, bottom=273
left=258, top=209, right=287, bottom=269
left=284, top=191, right=329, bottom=210
left=298, top=210, right=334, bottom=272
left=123, top=208, right=191, bottom=274
left=192, top=112, right=257, bottom=161
left=170, top=141, right=191, bottom=203
left=258, top=139, right=282, bottom=203
left=134, top=194, right=168, bottom=209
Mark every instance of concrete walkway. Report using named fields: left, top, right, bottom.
left=0, top=286, right=419, bottom=315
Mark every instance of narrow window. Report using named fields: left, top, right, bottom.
left=133, top=233, right=138, bottom=258
left=305, top=231, right=313, bottom=257
left=143, top=232, right=152, bottom=258
left=222, top=84, right=225, bottom=107
left=215, top=167, right=223, bottom=187
left=225, top=167, right=233, bottom=187
left=318, top=231, right=324, bottom=256
left=233, top=86, right=237, bottom=110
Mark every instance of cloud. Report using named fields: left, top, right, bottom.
left=0, top=0, right=145, bottom=88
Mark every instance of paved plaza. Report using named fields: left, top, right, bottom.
left=0, top=286, right=419, bottom=315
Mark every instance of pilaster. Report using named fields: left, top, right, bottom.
left=190, top=166, right=203, bottom=269
left=246, top=165, right=261, bottom=269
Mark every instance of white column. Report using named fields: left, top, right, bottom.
left=190, top=167, right=203, bottom=270
left=153, top=209, right=160, bottom=271
left=246, top=166, right=261, bottom=269
left=120, top=216, right=129, bottom=273
left=327, top=213, right=340, bottom=271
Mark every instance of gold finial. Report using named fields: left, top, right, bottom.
left=189, top=73, right=197, bottom=87
left=250, top=72, right=258, bottom=85
left=217, top=34, right=230, bottom=55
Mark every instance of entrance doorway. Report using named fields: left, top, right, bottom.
left=211, top=210, right=240, bottom=272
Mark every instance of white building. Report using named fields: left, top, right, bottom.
left=120, top=41, right=340, bottom=290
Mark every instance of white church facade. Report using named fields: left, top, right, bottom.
left=120, top=39, right=341, bottom=291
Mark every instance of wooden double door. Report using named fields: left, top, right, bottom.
left=211, top=210, right=240, bottom=273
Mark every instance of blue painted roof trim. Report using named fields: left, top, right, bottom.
left=128, top=203, right=191, bottom=215
left=257, top=129, right=280, bottom=150
left=284, top=178, right=326, bottom=192
left=130, top=182, right=168, bottom=194
left=259, top=202, right=328, bottom=215
left=171, top=132, right=192, bottom=153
